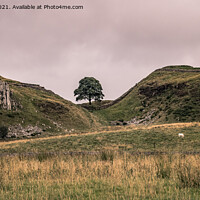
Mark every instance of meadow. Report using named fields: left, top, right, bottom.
left=0, top=122, right=199, bottom=154
left=0, top=152, right=200, bottom=200
left=0, top=122, right=200, bottom=199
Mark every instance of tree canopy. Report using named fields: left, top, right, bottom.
left=74, top=77, right=104, bottom=105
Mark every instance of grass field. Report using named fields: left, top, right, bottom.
left=0, top=152, right=200, bottom=199
left=0, top=122, right=200, bottom=199
left=0, top=122, right=199, bottom=153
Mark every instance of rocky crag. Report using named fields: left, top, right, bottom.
left=7, top=125, right=42, bottom=138
left=0, top=80, right=42, bottom=138
left=0, top=80, right=12, bottom=110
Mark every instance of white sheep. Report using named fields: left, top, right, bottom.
left=178, top=133, right=184, bottom=138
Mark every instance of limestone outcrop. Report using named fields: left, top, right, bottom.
left=0, top=80, right=12, bottom=110
left=7, top=125, right=43, bottom=138
left=0, top=80, right=20, bottom=110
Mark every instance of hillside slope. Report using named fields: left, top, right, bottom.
left=95, top=65, right=200, bottom=124
left=0, top=76, right=102, bottom=138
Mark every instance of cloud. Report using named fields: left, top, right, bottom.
left=0, top=0, right=200, bottom=102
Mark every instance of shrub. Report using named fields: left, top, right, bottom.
left=101, top=151, right=114, bottom=163
left=0, top=126, right=8, bottom=139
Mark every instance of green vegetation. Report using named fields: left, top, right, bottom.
left=0, top=123, right=199, bottom=153
left=0, top=121, right=199, bottom=199
left=0, top=67, right=199, bottom=199
left=163, top=65, right=200, bottom=70
left=0, top=76, right=102, bottom=135
left=95, top=66, right=200, bottom=123
left=74, top=77, right=104, bottom=105
left=0, top=126, right=8, bottom=139
left=80, top=100, right=113, bottom=111
left=1, top=65, right=199, bottom=138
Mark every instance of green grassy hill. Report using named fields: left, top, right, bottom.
left=95, top=65, right=200, bottom=124
left=0, top=76, right=102, bottom=136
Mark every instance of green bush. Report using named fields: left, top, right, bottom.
left=100, top=151, right=114, bottom=163
left=0, top=126, right=8, bottom=139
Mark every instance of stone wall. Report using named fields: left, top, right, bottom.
left=12, top=82, right=55, bottom=95
left=156, top=68, right=200, bottom=73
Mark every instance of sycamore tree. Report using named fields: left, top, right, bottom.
left=74, top=77, right=104, bottom=105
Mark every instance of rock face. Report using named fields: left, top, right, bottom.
left=7, top=125, right=42, bottom=138
left=0, top=80, right=12, bottom=110
left=128, top=109, right=157, bottom=125
left=110, top=109, right=157, bottom=126
left=0, top=80, right=20, bottom=110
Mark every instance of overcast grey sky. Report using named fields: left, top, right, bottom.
left=0, top=0, right=200, bottom=102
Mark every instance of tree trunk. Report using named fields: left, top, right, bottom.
left=89, top=99, right=91, bottom=105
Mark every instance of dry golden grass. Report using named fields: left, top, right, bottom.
left=0, top=152, right=200, bottom=199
